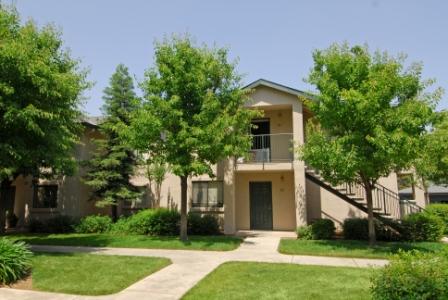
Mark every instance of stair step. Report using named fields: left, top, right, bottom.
left=353, top=198, right=366, bottom=202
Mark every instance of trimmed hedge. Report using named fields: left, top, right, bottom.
left=146, top=208, right=180, bottom=235
left=29, top=215, right=77, bottom=233
left=0, top=238, right=32, bottom=284
left=400, top=212, right=445, bottom=242
left=76, top=215, right=112, bottom=233
left=342, top=218, right=399, bottom=241
left=296, top=219, right=335, bottom=240
left=109, top=209, right=221, bottom=236
left=188, top=213, right=220, bottom=235
left=371, top=250, right=448, bottom=299
left=311, top=219, right=335, bottom=240
left=296, top=225, right=313, bottom=240
left=425, top=204, right=448, bottom=234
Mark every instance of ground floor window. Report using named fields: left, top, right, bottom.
left=33, top=185, right=58, bottom=208
left=192, top=181, right=223, bottom=207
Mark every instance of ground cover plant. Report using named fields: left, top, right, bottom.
left=0, top=238, right=32, bottom=284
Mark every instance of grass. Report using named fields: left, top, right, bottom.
left=183, top=262, right=371, bottom=300
left=279, top=238, right=448, bottom=259
left=8, top=233, right=242, bottom=251
left=31, top=252, right=170, bottom=295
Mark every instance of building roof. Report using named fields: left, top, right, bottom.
left=81, top=79, right=312, bottom=126
left=244, top=78, right=310, bottom=98
left=399, top=185, right=448, bottom=195
left=81, top=116, right=104, bottom=127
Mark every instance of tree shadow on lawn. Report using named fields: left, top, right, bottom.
left=309, top=239, right=446, bottom=256
left=9, top=233, right=242, bottom=250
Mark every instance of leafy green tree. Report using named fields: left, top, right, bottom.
left=83, top=64, right=141, bottom=220
left=0, top=5, right=89, bottom=231
left=414, top=111, right=448, bottom=202
left=127, top=36, right=259, bottom=240
left=300, top=43, right=440, bottom=244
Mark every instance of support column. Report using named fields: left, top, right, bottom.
left=292, top=101, right=307, bottom=227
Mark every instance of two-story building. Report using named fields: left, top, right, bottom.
left=3, top=79, right=425, bottom=233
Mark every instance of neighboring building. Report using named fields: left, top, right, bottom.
left=399, top=185, right=448, bottom=204
left=4, top=79, right=422, bottom=232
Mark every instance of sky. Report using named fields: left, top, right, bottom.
left=11, top=0, right=448, bottom=116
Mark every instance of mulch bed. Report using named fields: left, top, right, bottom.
left=0, top=275, right=33, bottom=291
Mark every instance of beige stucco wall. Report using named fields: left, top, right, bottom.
left=9, top=82, right=407, bottom=233
left=306, top=173, right=402, bottom=229
left=246, top=85, right=307, bottom=228
left=306, top=179, right=367, bottom=229
left=235, top=171, right=296, bottom=231
left=12, top=127, right=109, bottom=226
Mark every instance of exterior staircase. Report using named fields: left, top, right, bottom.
left=305, top=166, right=423, bottom=230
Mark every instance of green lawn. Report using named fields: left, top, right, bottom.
left=279, top=238, right=448, bottom=259
left=8, top=233, right=242, bottom=251
left=31, top=252, right=170, bottom=295
left=183, top=262, right=371, bottom=300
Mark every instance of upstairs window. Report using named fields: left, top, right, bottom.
left=33, top=185, right=58, bottom=209
left=192, top=181, right=223, bottom=207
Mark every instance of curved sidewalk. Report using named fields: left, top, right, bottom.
left=0, top=231, right=387, bottom=300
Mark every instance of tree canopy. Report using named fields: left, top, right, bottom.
left=83, top=64, right=141, bottom=220
left=414, top=110, right=448, bottom=194
left=300, top=43, right=441, bottom=243
left=128, top=36, right=259, bottom=240
left=0, top=5, right=89, bottom=182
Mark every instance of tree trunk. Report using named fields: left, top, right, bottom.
left=180, top=175, right=188, bottom=241
left=111, top=205, right=118, bottom=222
left=156, top=183, right=162, bottom=208
left=0, top=179, right=13, bottom=234
left=422, top=178, right=430, bottom=205
left=364, top=182, right=376, bottom=246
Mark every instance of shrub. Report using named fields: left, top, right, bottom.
left=311, top=219, right=335, bottom=239
left=188, top=213, right=220, bottom=235
left=28, top=215, right=77, bottom=233
left=371, top=250, right=448, bottom=299
left=296, top=225, right=313, bottom=240
left=45, top=215, right=77, bottom=233
left=400, top=212, right=445, bottom=242
left=109, top=208, right=180, bottom=236
left=109, top=216, right=131, bottom=233
left=6, top=211, right=18, bottom=228
left=147, top=208, right=180, bottom=236
left=76, top=215, right=112, bottom=233
left=110, top=209, right=155, bottom=235
left=342, top=218, right=399, bottom=241
left=28, top=218, right=46, bottom=233
left=343, top=218, right=369, bottom=240
left=425, top=204, right=448, bottom=234
left=0, top=238, right=32, bottom=284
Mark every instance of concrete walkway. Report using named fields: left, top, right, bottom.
left=0, top=231, right=387, bottom=300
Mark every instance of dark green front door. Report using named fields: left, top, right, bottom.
left=250, top=182, right=273, bottom=230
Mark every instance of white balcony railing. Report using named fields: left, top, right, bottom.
left=238, top=133, right=294, bottom=163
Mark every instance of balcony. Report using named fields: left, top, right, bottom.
left=237, top=133, right=294, bottom=165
